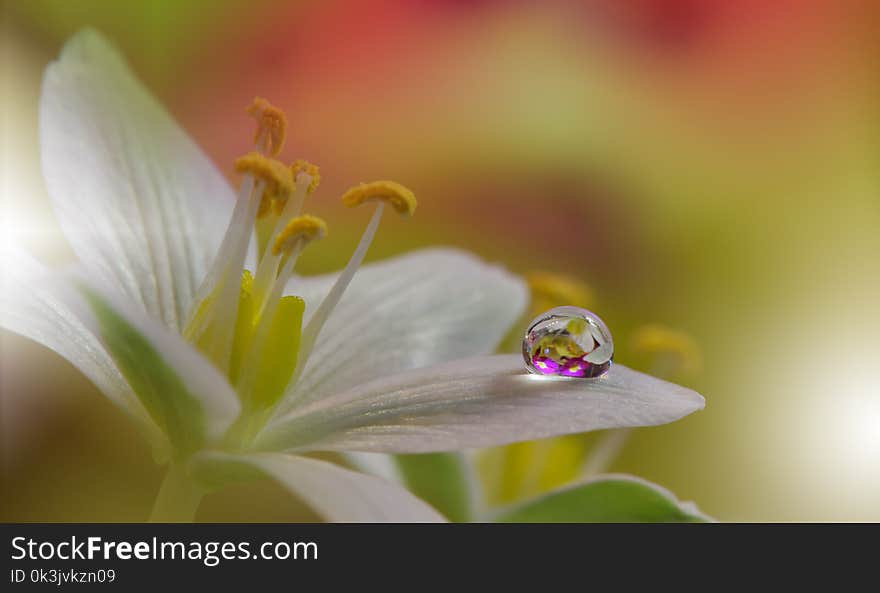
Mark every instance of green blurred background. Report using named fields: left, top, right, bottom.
left=2, top=0, right=879, bottom=521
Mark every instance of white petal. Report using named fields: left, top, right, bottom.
left=0, top=243, right=162, bottom=443
left=192, top=452, right=446, bottom=523
left=39, top=29, right=236, bottom=331
left=65, top=270, right=240, bottom=447
left=280, top=248, right=527, bottom=408
left=343, top=452, right=402, bottom=483
left=259, top=355, right=705, bottom=454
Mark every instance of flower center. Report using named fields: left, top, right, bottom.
left=182, top=98, right=416, bottom=421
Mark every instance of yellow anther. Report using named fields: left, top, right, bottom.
left=630, top=324, right=702, bottom=376
left=340, top=181, right=417, bottom=216
left=235, top=152, right=295, bottom=217
left=272, top=215, right=328, bottom=255
left=526, top=271, right=593, bottom=316
left=246, top=97, right=287, bottom=157
left=256, top=195, right=277, bottom=218
left=291, top=160, right=321, bottom=194
left=273, top=159, right=320, bottom=216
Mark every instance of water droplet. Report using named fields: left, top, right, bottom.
left=522, top=306, right=613, bottom=378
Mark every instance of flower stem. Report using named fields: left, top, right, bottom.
left=149, top=464, right=204, bottom=522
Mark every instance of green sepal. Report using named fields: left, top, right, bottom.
left=494, top=475, right=711, bottom=523
left=80, top=287, right=205, bottom=458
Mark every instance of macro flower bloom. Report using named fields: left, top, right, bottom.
left=0, top=30, right=704, bottom=522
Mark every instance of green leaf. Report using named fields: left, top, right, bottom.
left=494, top=475, right=711, bottom=523
left=81, top=287, right=206, bottom=457
left=395, top=453, right=474, bottom=522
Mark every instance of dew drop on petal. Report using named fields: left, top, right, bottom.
left=522, top=306, right=613, bottom=378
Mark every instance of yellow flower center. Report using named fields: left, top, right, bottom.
left=183, top=98, right=416, bottom=424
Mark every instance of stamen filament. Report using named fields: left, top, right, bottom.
left=202, top=179, right=265, bottom=369
left=185, top=175, right=262, bottom=348
left=296, top=201, right=385, bottom=377
left=250, top=249, right=283, bottom=318
left=190, top=175, right=255, bottom=307
left=272, top=174, right=312, bottom=230
left=250, top=174, right=312, bottom=310
left=236, top=214, right=325, bottom=406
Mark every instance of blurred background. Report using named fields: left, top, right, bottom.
left=2, top=0, right=878, bottom=521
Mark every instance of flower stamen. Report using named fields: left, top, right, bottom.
left=251, top=167, right=320, bottom=310
left=272, top=214, right=327, bottom=256
left=186, top=98, right=415, bottom=419
left=289, top=160, right=321, bottom=195
left=246, top=97, right=287, bottom=157
left=236, top=216, right=327, bottom=404
left=340, top=180, right=417, bottom=216
left=234, top=153, right=294, bottom=219
left=184, top=174, right=265, bottom=370
left=291, top=181, right=417, bottom=388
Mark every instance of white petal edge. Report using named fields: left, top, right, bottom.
left=0, top=243, right=163, bottom=445
left=258, top=355, right=705, bottom=454
left=62, top=269, right=241, bottom=443
left=343, top=452, right=403, bottom=483
left=193, top=452, right=446, bottom=523
left=277, top=248, right=527, bottom=411
left=39, top=29, right=236, bottom=331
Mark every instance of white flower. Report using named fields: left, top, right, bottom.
left=0, top=30, right=704, bottom=522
